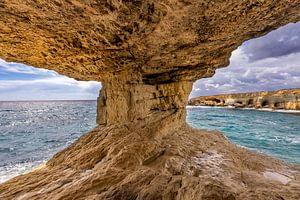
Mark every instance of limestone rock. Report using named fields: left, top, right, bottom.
left=189, top=88, right=300, bottom=110
left=0, top=1, right=300, bottom=199
left=1, top=115, right=300, bottom=200
left=0, top=0, right=298, bottom=83
left=0, top=0, right=299, bottom=124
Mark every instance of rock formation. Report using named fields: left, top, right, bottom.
left=189, top=88, right=300, bottom=110
left=0, top=0, right=300, bottom=199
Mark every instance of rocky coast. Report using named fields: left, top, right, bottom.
left=0, top=0, right=300, bottom=199
left=189, top=88, right=300, bottom=110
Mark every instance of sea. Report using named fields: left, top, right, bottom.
left=0, top=101, right=299, bottom=183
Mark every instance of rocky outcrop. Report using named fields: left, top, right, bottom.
left=1, top=0, right=300, bottom=126
left=189, top=88, right=300, bottom=110
left=96, top=70, right=193, bottom=125
left=1, top=1, right=300, bottom=199
left=1, top=116, right=300, bottom=200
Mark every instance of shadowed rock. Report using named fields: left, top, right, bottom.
left=0, top=1, right=300, bottom=199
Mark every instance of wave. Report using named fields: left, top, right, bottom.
left=290, top=137, right=300, bottom=144
left=0, top=160, right=45, bottom=184
left=273, top=109, right=300, bottom=113
left=186, top=105, right=226, bottom=109
left=187, top=105, right=212, bottom=108
left=256, top=108, right=300, bottom=114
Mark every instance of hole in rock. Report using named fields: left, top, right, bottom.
left=214, top=98, right=221, bottom=103
left=261, top=100, right=269, bottom=107
left=248, top=99, right=254, bottom=106
left=0, top=59, right=101, bottom=183
left=190, top=22, right=300, bottom=98
left=187, top=22, right=300, bottom=164
left=274, top=102, right=282, bottom=108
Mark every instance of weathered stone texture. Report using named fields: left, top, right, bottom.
left=1, top=116, right=300, bottom=200
left=97, top=70, right=193, bottom=125
left=1, top=0, right=299, bottom=124
left=189, top=88, right=300, bottom=110
left=0, top=0, right=299, bottom=82
left=0, top=1, right=300, bottom=199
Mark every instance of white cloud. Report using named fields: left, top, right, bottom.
left=190, top=50, right=300, bottom=98
left=0, top=60, right=101, bottom=101
left=0, top=77, right=100, bottom=90
left=0, top=59, right=58, bottom=76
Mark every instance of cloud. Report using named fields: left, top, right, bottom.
left=242, top=22, right=300, bottom=62
left=0, top=59, right=58, bottom=77
left=0, top=60, right=101, bottom=101
left=190, top=22, right=300, bottom=98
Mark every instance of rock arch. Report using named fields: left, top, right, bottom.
left=0, top=0, right=299, bottom=126
left=0, top=1, right=300, bottom=199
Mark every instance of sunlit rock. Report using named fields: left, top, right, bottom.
left=0, top=1, right=300, bottom=199
left=189, top=88, right=300, bottom=110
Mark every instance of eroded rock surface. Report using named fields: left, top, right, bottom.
left=1, top=0, right=298, bottom=82
left=0, top=0, right=300, bottom=124
left=1, top=114, right=300, bottom=200
left=0, top=0, right=300, bottom=199
left=189, top=88, right=300, bottom=110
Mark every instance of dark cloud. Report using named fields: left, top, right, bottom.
left=190, top=30, right=300, bottom=98
left=242, top=22, right=300, bottom=62
left=190, top=22, right=300, bottom=97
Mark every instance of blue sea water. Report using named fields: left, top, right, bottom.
left=0, top=101, right=97, bottom=183
left=187, top=106, right=300, bottom=164
left=0, top=101, right=299, bottom=183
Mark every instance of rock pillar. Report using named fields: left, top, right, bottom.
left=96, top=70, right=193, bottom=126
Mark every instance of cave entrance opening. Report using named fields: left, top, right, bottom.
left=189, top=22, right=300, bottom=104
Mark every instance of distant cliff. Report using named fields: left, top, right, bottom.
left=1, top=1, right=300, bottom=199
left=189, top=88, right=300, bottom=110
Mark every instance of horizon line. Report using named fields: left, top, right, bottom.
left=0, top=99, right=97, bottom=102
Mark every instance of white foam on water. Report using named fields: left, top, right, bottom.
left=257, top=108, right=274, bottom=112
left=256, top=108, right=300, bottom=114
left=187, top=105, right=213, bottom=109
left=242, top=107, right=256, bottom=110
left=290, top=137, right=300, bottom=144
left=238, top=107, right=300, bottom=113
left=274, top=109, right=300, bottom=113
left=186, top=105, right=225, bottom=109
left=0, top=161, right=45, bottom=184
left=188, top=105, right=300, bottom=113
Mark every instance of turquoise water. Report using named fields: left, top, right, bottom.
left=187, top=106, right=300, bottom=164
left=0, top=101, right=299, bottom=183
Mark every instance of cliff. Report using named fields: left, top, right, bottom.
left=189, top=88, right=300, bottom=110
left=0, top=1, right=300, bottom=199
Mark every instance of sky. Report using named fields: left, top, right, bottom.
left=0, top=60, right=101, bottom=101
left=190, top=22, right=300, bottom=98
left=0, top=22, right=299, bottom=100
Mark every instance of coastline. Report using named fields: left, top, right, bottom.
left=2, top=121, right=300, bottom=199
left=1, top=104, right=299, bottom=186
left=189, top=88, right=300, bottom=111
left=187, top=105, right=300, bottom=114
